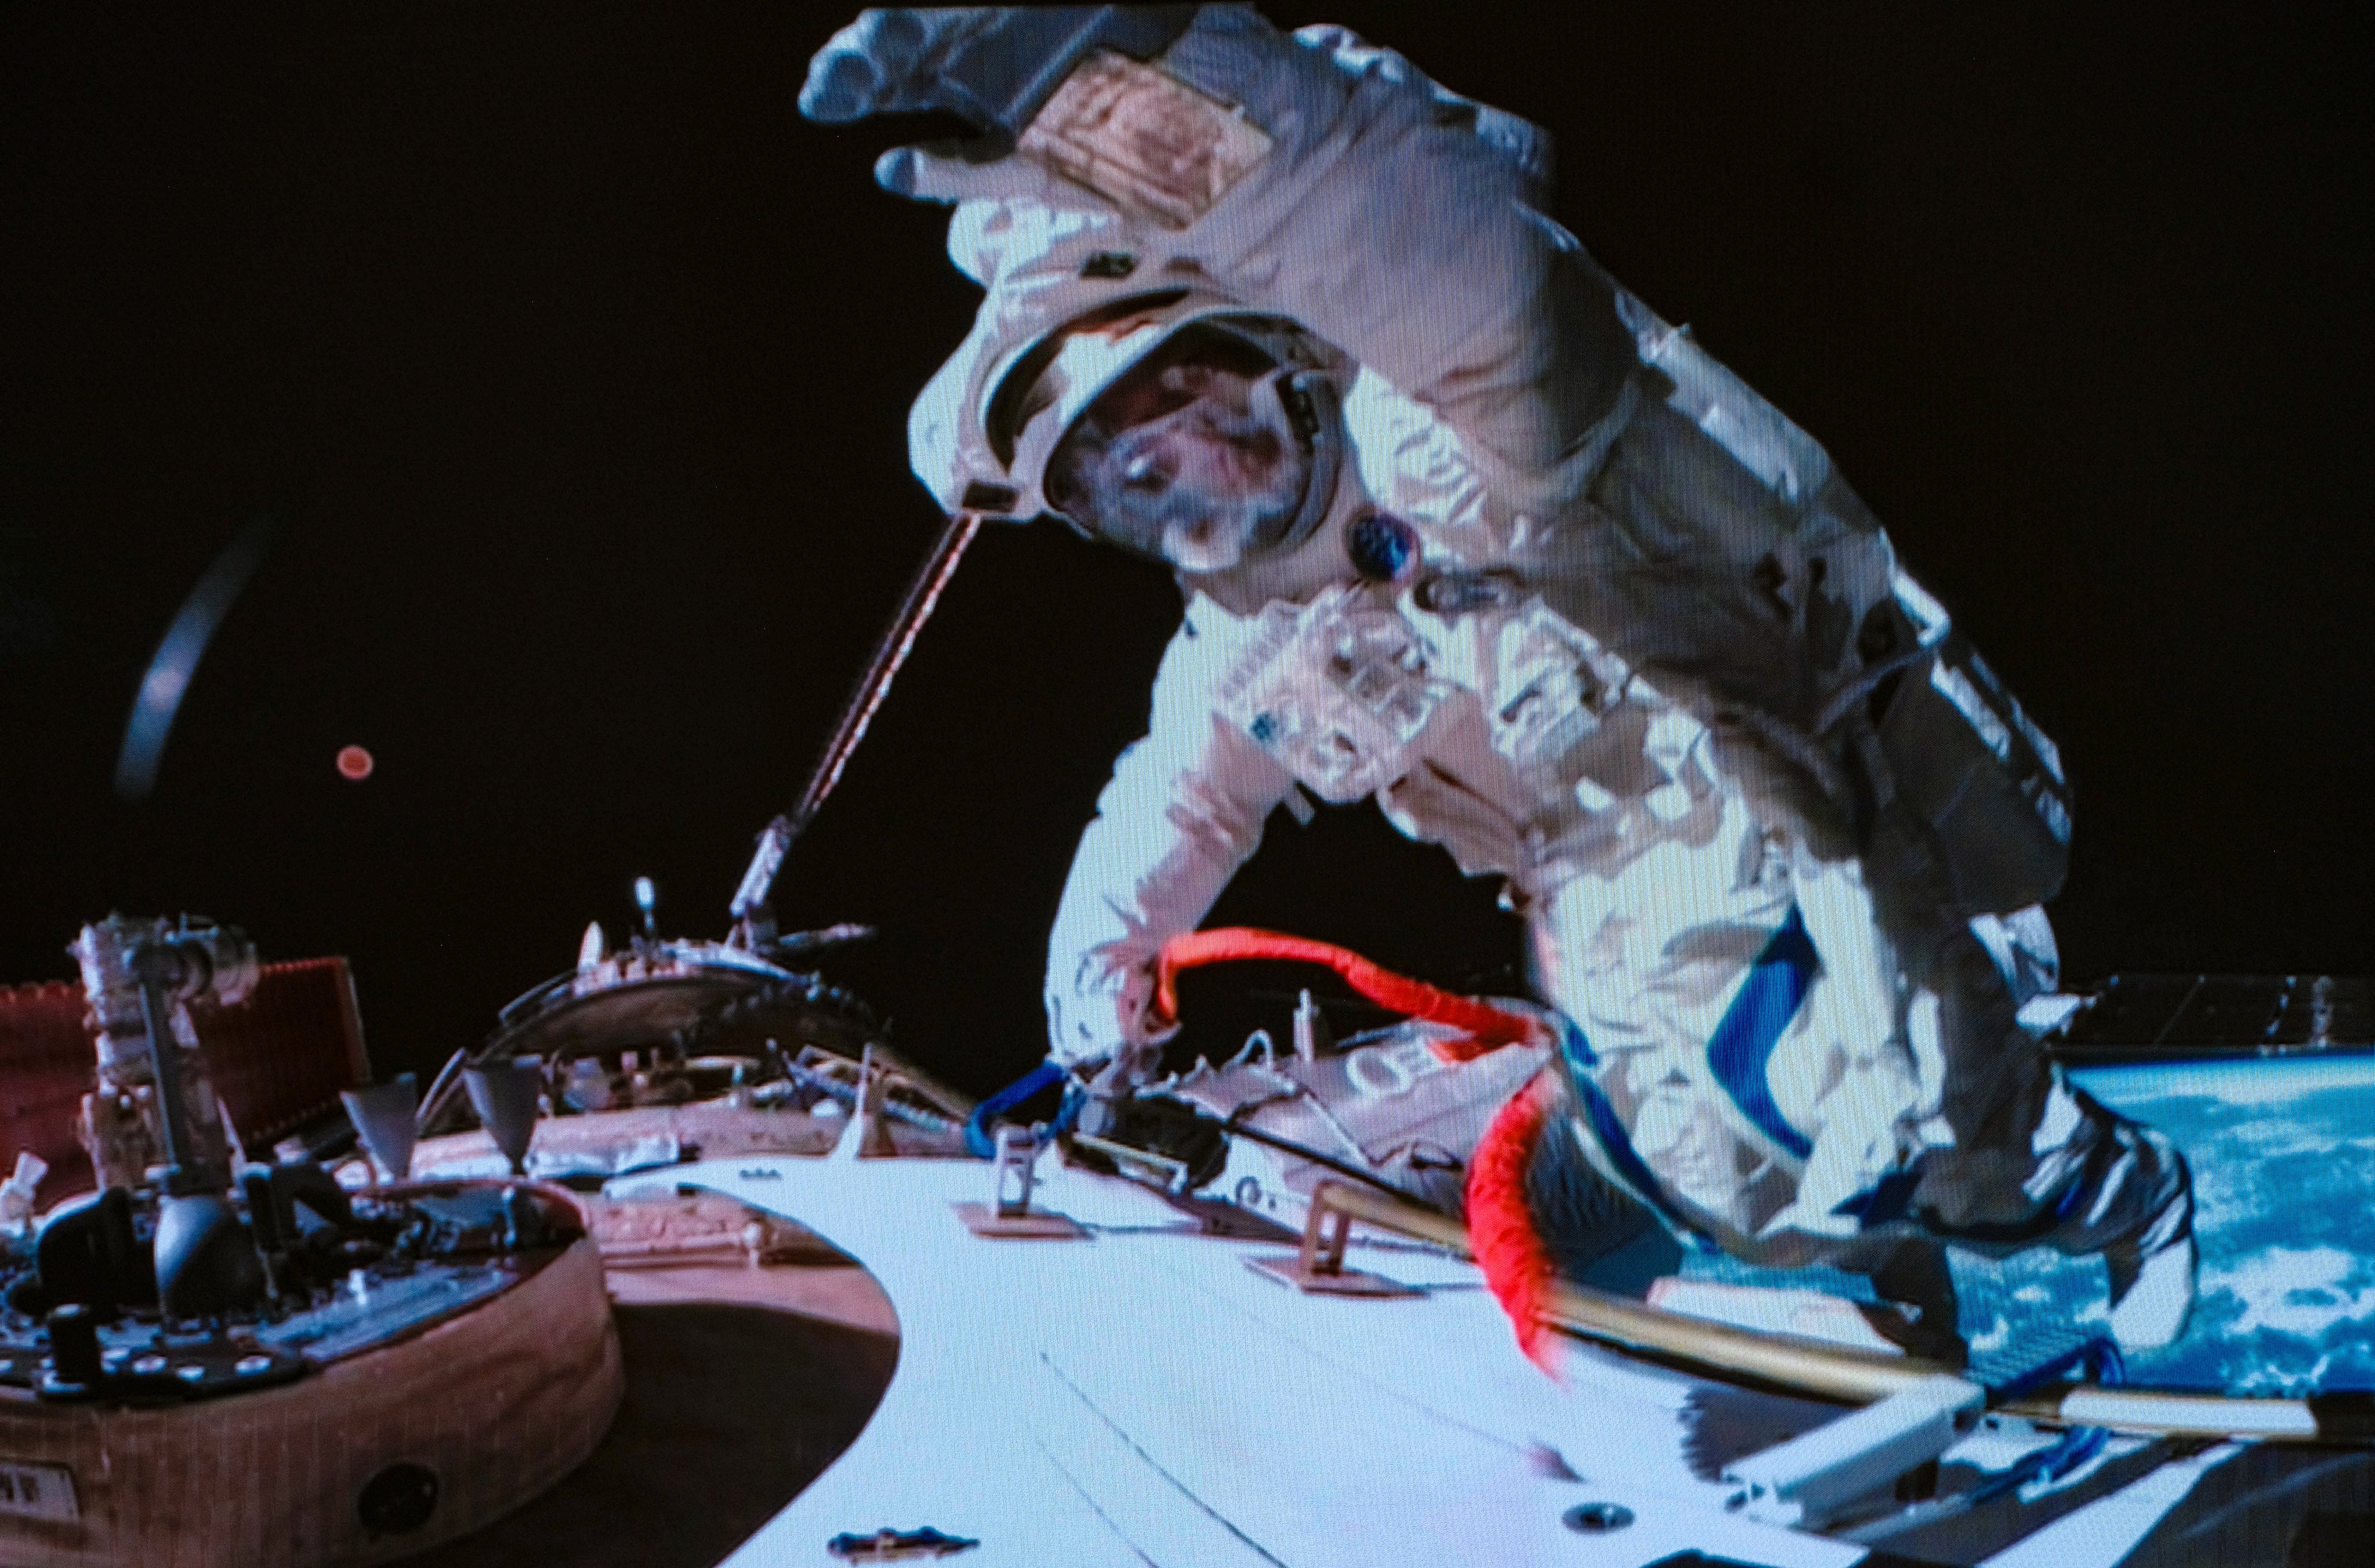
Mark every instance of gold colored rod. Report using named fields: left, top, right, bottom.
left=1305, top=1180, right=2336, bottom=1443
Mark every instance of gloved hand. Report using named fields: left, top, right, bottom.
left=797, top=6, right=1512, bottom=218
left=800, top=6, right=1211, bottom=212
left=799, top=8, right=996, bottom=124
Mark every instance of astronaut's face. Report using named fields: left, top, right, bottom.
left=1047, top=329, right=1317, bottom=573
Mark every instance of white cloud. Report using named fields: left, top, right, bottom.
left=2205, top=1246, right=2375, bottom=1341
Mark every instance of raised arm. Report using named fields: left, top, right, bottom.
left=802, top=6, right=1638, bottom=507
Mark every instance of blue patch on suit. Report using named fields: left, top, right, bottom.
left=1706, top=906, right=1821, bottom=1163
left=1347, top=510, right=1418, bottom=582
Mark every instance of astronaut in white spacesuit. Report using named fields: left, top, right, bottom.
left=802, top=5, right=2195, bottom=1353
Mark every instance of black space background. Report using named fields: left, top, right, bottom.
left=1, top=5, right=2367, bottom=1097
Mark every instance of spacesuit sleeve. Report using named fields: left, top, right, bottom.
left=1044, top=601, right=1294, bottom=1069
left=1134, top=12, right=1642, bottom=492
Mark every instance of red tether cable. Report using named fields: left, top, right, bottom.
left=1150, top=927, right=1548, bottom=1062
left=1464, top=1072, right=1565, bottom=1371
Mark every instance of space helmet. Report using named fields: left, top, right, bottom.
left=941, top=288, right=1350, bottom=573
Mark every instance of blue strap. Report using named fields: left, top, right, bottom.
left=1989, top=1335, right=2126, bottom=1404
left=1972, top=1337, right=2123, bottom=1500
left=1706, top=906, right=1820, bottom=1163
left=964, top=1061, right=1067, bottom=1159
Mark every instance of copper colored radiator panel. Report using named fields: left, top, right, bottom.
left=0, top=981, right=94, bottom=1208
left=0, top=958, right=372, bottom=1207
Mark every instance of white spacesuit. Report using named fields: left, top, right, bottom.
left=802, top=5, right=2195, bottom=1351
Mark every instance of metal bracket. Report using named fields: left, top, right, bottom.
left=831, top=1047, right=901, bottom=1162
left=994, top=1124, right=1038, bottom=1217
left=952, top=1126, right=1086, bottom=1240
left=1245, top=1179, right=1422, bottom=1297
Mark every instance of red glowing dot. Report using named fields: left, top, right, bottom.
left=336, top=745, right=375, bottom=781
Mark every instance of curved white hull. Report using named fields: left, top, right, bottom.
left=614, top=1156, right=2290, bottom=1568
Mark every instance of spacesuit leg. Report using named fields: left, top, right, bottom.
left=1526, top=856, right=1968, bottom=1344
left=1521, top=803, right=1815, bottom=1255
left=1895, top=914, right=2197, bottom=1349
left=1529, top=818, right=2192, bottom=1349
left=1525, top=1079, right=1682, bottom=1300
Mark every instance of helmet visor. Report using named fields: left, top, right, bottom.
left=1043, top=324, right=1318, bottom=573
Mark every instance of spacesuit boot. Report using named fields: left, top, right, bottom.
left=2026, top=1109, right=2197, bottom=1353
left=2102, top=1149, right=2198, bottom=1352
left=1920, top=1068, right=2198, bottom=1353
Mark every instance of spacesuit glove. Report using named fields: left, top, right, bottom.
left=800, top=8, right=1203, bottom=127
left=800, top=6, right=1206, bottom=206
